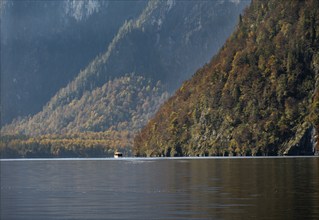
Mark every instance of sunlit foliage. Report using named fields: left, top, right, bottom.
left=134, top=0, right=319, bottom=157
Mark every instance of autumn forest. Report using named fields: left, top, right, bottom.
left=1, top=0, right=318, bottom=158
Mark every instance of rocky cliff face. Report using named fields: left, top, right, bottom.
left=284, top=124, right=317, bottom=155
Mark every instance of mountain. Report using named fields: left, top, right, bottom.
left=134, top=0, right=319, bottom=157
left=0, top=0, right=147, bottom=125
left=1, top=0, right=249, bottom=136
left=4, top=74, right=169, bottom=135
left=0, top=74, right=167, bottom=158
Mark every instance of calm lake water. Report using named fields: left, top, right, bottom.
left=1, top=157, right=319, bottom=220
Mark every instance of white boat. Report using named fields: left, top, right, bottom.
left=114, top=151, right=123, bottom=158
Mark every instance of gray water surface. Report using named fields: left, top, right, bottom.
left=1, top=157, right=319, bottom=219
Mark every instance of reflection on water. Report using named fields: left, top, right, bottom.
left=1, top=157, right=319, bottom=219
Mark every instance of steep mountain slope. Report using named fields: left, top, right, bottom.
left=134, top=0, right=319, bottom=157
left=2, top=0, right=248, bottom=136
left=0, top=0, right=147, bottom=125
left=4, top=74, right=169, bottom=135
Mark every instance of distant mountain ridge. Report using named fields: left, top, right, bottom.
left=1, top=0, right=147, bottom=125
left=4, top=74, right=169, bottom=135
left=2, top=0, right=248, bottom=136
left=134, top=0, right=319, bottom=157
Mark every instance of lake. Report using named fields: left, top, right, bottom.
left=1, top=157, right=319, bottom=219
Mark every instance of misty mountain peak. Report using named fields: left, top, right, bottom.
left=63, top=0, right=108, bottom=21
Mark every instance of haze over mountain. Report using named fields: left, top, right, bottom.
left=134, top=0, right=319, bottom=156
left=1, top=0, right=249, bottom=136
left=1, top=0, right=147, bottom=125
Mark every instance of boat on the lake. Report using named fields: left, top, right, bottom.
left=114, top=151, right=123, bottom=158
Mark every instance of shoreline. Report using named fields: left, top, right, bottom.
left=1, top=155, right=319, bottom=162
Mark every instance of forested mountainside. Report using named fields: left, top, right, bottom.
left=1, top=74, right=167, bottom=157
left=1, top=0, right=147, bottom=125
left=134, top=0, right=319, bottom=157
left=4, top=74, right=169, bottom=135
left=2, top=0, right=248, bottom=135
